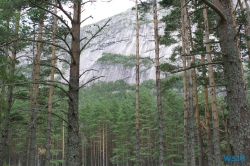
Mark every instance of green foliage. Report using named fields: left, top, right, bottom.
left=159, top=6, right=181, bottom=46
left=137, top=0, right=152, bottom=21
left=0, top=0, right=26, bottom=10
left=159, top=0, right=179, bottom=8
left=27, top=8, right=47, bottom=23
left=170, top=45, right=182, bottom=62
left=78, top=79, right=184, bottom=165
left=160, top=62, right=178, bottom=72
left=98, top=52, right=153, bottom=68
left=98, top=52, right=135, bottom=67
left=161, top=74, right=183, bottom=91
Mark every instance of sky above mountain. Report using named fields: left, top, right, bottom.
left=82, top=0, right=136, bottom=25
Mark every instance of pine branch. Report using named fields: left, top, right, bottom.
left=170, top=61, right=223, bottom=73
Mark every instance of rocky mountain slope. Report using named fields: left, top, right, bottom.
left=78, top=7, right=175, bottom=85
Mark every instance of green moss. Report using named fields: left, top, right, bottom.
left=97, top=52, right=153, bottom=68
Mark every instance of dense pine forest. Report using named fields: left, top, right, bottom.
left=1, top=0, right=250, bottom=166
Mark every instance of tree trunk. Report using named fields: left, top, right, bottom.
left=103, top=124, right=105, bottom=166
left=181, top=2, right=188, bottom=165
left=243, top=0, right=250, bottom=60
left=221, top=106, right=232, bottom=158
left=187, top=52, right=196, bottom=166
left=213, top=0, right=250, bottom=162
left=0, top=10, right=20, bottom=166
left=45, top=5, right=57, bottom=166
left=201, top=54, right=213, bottom=166
left=106, top=124, right=108, bottom=166
left=152, top=0, right=164, bottom=165
left=62, top=119, right=65, bottom=165
left=202, top=4, right=222, bottom=166
left=22, top=23, right=36, bottom=166
left=182, top=2, right=196, bottom=165
left=29, top=19, right=43, bottom=166
left=0, top=13, right=10, bottom=125
left=188, top=11, right=203, bottom=165
left=135, top=0, right=141, bottom=165
left=193, top=56, right=203, bottom=166
left=230, top=0, right=246, bottom=89
left=66, top=1, right=81, bottom=165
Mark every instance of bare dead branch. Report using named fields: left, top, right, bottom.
left=51, top=112, right=69, bottom=124
left=57, top=57, right=71, bottom=66
left=0, top=81, right=69, bottom=98
left=78, top=76, right=104, bottom=89
left=234, top=24, right=243, bottom=39
left=40, top=63, right=69, bottom=84
left=56, top=0, right=73, bottom=21
left=81, top=15, right=93, bottom=25
left=19, top=37, right=70, bottom=55
left=80, top=18, right=111, bottom=52
left=35, top=28, right=72, bottom=51
left=79, top=69, right=99, bottom=79
left=181, top=51, right=224, bottom=57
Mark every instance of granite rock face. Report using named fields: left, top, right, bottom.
left=78, top=8, right=174, bottom=85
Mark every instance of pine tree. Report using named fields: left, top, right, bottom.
left=152, top=0, right=164, bottom=165
left=202, top=0, right=250, bottom=163
left=45, top=4, right=57, bottom=166
left=0, top=8, right=21, bottom=166
left=202, top=4, right=222, bottom=165
left=135, top=0, right=141, bottom=165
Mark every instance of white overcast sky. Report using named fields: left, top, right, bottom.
left=82, top=0, right=135, bottom=25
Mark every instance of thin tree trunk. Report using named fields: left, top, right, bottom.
left=0, top=10, right=20, bottom=166
left=22, top=23, right=36, bottom=166
left=0, top=87, right=5, bottom=121
left=182, top=2, right=196, bottom=165
left=29, top=19, right=43, bottom=166
left=135, top=0, right=141, bottom=165
left=0, top=14, right=9, bottom=124
left=187, top=52, right=196, bottom=166
left=193, top=56, right=203, bottom=166
left=91, top=139, right=93, bottom=166
left=221, top=107, right=232, bottom=157
left=62, top=119, right=65, bottom=165
left=66, top=1, right=81, bottom=165
left=106, top=124, right=108, bottom=166
left=188, top=11, right=203, bottom=165
left=103, top=124, right=105, bottom=166
left=99, top=134, right=102, bottom=166
left=212, top=0, right=250, bottom=162
left=45, top=5, right=57, bottom=166
left=201, top=54, right=213, bottom=166
left=202, top=5, right=222, bottom=166
left=0, top=56, right=14, bottom=166
left=152, top=0, right=164, bottom=165
left=181, top=2, right=188, bottom=165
